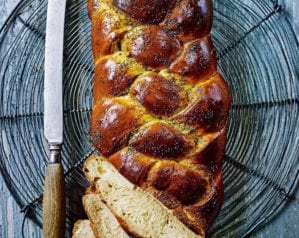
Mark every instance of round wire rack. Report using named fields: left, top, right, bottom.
left=0, top=0, right=298, bottom=237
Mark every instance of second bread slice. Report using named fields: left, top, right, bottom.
left=83, top=193, right=129, bottom=238
left=84, top=155, right=201, bottom=238
left=72, top=220, right=95, bottom=238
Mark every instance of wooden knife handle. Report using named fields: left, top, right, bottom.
left=43, top=163, right=65, bottom=238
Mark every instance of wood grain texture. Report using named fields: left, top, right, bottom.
left=280, top=0, right=299, bottom=36
left=42, top=164, right=65, bottom=238
left=0, top=0, right=298, bottom=237
left=0, top=177, right=42, bottom=238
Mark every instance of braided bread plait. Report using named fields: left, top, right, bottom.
left=88, top=0, right=231, bottom=235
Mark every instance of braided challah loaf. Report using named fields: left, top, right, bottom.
left=88, top=0, right=231, bottom=235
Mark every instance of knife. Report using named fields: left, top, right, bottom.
left=43, top=0, right=67, bottom=237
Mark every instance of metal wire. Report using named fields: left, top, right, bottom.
left=0, top=0, right=298, bottom=237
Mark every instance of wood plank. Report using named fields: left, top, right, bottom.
left=0, top=0, right=298, bottom=238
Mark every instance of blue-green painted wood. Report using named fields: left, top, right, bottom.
left=0, top=0, right=298, bottom=237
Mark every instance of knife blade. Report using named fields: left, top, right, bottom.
left=43, top=0, right=67, bottom=237
left=44, top=0, right=66, bottom=145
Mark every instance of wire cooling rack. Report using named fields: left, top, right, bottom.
left=0, top=0, right=298, bottom=237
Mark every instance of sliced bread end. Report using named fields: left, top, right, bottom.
left=72, top=220, right=95, bottom=238
left=83, top=193, right=129, bottom=238
left=83, top=155, right=202, bottom=238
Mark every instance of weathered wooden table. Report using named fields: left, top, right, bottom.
left=0, top=0, right=298, bottom=237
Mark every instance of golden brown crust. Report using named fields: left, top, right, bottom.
left=124, top=25, right=181, bottom=68
left=130, top=123, right=193, bottom=158
left=170, top=36, right=217, bottom=84
left=130, top=72, right=188, bottom=116
left=90, top=98, right=141, bottom=157
left=147, top=162, right=209, bottom=205
left=186, top=129, right=228, bottom=176
left=162, top=0, right=213, bottom=42
left=91, top=11, right=122, bottom=58
left=90, top=2, right=134, bottom=59
left=89, top=0, right=231, bottom=235
left=175, top=74, right=232, bottom=132
left=113, top=0, right=176, bottom=24
left=93, top=53, right=144, bottom=100
left=109, top=148, right=156, bottom=185
left=184, top=174, right=224, bottom=232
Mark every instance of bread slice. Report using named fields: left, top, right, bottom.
left=83, top=194, right=130, bottom=238
left=72, top=220, right=95, bottom=238
left=83, top=155, right=201, bottom=238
